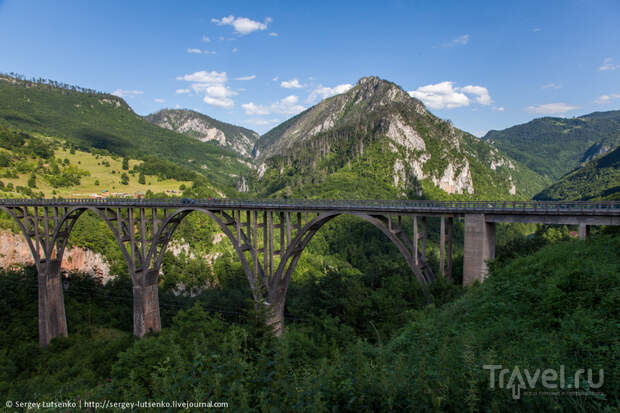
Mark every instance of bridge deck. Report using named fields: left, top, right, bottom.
left=0, top=198, right=618, bottom=218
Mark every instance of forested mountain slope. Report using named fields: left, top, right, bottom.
left=253, top=76, right=547, bottom=200
left=484, top=110, right=620, bottom=181
left=0, top=74, right=249, bottom=190
left=535, top=145, right=620, bottom=200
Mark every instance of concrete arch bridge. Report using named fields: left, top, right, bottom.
left=0, top=198, right=618, bottom=346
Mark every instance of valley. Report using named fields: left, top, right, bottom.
left=0, top=71, right=618, bottom=412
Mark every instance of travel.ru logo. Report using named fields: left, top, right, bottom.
left=483, top=364, right=604, bottom=400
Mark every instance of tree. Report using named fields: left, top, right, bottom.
left=122, top=158, right=129, bottom=170
left=138, top=172, right=145, bottom=185
left=27, top=174, right=36, bottom=188
left=120, top=173, right=129, bottom=185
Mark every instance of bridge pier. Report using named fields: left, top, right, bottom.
left=132, top=269, right=161, bottom=337
left=463, top=214, right=495, bottom=286
left=38, top=259, right=68, bottom=347
left=578, top=223, right=589, bottom=240
left=439, top=216, right=453, bottom=281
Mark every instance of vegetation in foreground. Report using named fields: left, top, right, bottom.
left=1, top=229, right=618, bottom=412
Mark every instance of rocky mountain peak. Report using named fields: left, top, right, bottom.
left=253, top=75, right=540, bottom=199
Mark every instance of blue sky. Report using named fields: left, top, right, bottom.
left=1, top=0, right=619, bottom=135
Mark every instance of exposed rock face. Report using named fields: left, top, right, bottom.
left=236, top=176, right=249, bottom=192
left=0, top=231, right=112, bottom=282
left=255, top=75, right=527, bottom=197
left=431, top=159, right=475, bottom=194
left=386, top=114, right=426, bottom=152
left=145, top=109, right=259, bottom=158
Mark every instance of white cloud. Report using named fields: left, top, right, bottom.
left=443, top=34, right=470, bottom=47
left=269, top=32, right=278, bottom=37
left=281, top=78, right=304, bottom=89
left=408, top=82, right=470, bottom=109
left=241, top=102, right=270, bottom=115
left=461, top=85, right=492, bottom=105
left=111, top=89, right=143, bottom=98
left=176, top=88, right=191, bottom=94
left=408, top=82, right=494, bottom=109
left=202, top=84, right=237, bottom=108
left=599, top=57, right=620, bottom=71
left=308, top=83, right=353, bottom=102
left=204, top=95, right=234, bottom=108
left=154, top=98, right=165, bottom=103
left=493, top=106, right=505, bottom=111
left=242, top=95, right=305, bottom=116
left=526, top=103, right=579, bottom=115
left=187, top=49, right=215, bottom=55
left=542, top=83, right=561, bottom=89
left=211, top=15, right=272, bottom=35
left=532, top=27, right=542, bottom=32
left=204, top=84, right=237, bottom=98
left=232, top=47, right=238, bottom=53
left=595, top=93, right=620, bottom=104
left=234, top=75, right=256, bottom=81
left=176, top=70, right=236, bottom=108
left=176, top=71, right=227, bottom=84
left=201, top=35, right=211, bottom=42
left=272, top=76, right=279, bottom=81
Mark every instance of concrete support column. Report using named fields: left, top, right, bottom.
left=578, top=223, right=589, bottom=240
left=132, top=269, right=161, bottom=337
left=440, top=216, right=446, bottom=277
left=266, top=292, right=286, bottom=337
left=463, top=214, right=495, bottom=286
left=38, top=259, right=68, bottom=347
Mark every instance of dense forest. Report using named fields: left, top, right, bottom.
left=1, top=227, right=618, bottom=411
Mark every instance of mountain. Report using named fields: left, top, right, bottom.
left=0, top=74, right=250, bottom=190
left=535, top=145, right=620, bottom=200
left=484, top=110, right=620, bottom=181
left=145, top=109, right=259, bottom=158
left=252, top=76, right=547, bottom=199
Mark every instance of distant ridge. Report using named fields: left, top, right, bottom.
left=535, top=145, right=620, bottom=201
left=484, top=110, right=620, bottom=180
left=145, top=109, right=259, bottom=158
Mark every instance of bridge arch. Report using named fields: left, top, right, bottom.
left=275, top=212, right=435, bottom=288
left=148, top=207, right=262, bottom=301
left=153, top=208, right=435, bottom=336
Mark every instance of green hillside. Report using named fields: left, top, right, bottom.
left=0, top=74, right=249, bottom=190
left=535, top=146, right=620, bottom=200
left=484, top=110, right=620, bottom=181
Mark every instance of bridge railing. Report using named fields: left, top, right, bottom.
left=0, top=198, right=618, bottom=212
